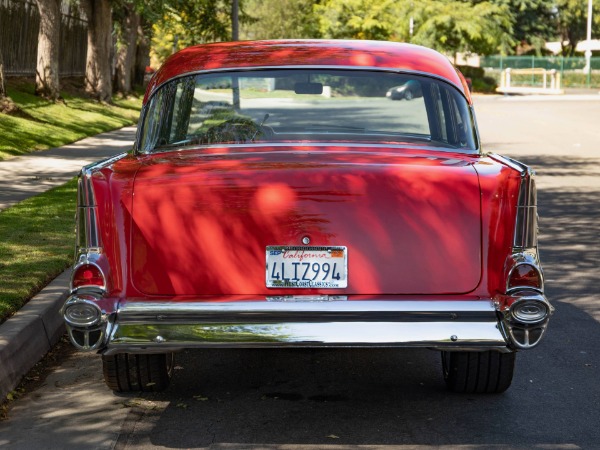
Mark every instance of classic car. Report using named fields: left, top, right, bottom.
left=62, top=40, right=553, bottom=394
left=385, top=79, right=423, bottom=100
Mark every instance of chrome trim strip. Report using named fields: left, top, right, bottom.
left=145, top=144, right=476, bottom=155
left=489, top=153, right=538, bottom=250
left=75, top=153, right=128, bottom=256
left=81, top=152, right=129, bottom=176
left=488, top=153, right=528, bottom=174
left=76, top=206, right=101, bottom=254
left=106, top=321, right=507, bottom=353
left=117, top=300, right=499, bottom=318
left=514, top=174, right=538, bottom=249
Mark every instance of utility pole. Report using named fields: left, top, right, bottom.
left=232, top=0, right=239, bottom=41
left=585, top=0, right=593, bottom=87
left=231, top=0, right=240, bottom=109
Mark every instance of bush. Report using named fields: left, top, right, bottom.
left=457, top=65, right=498, bottom=93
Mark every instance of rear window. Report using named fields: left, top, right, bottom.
left=139, top=69, right=478, bottom=153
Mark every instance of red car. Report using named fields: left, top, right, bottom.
left=62, top=40, right=553, bottom=394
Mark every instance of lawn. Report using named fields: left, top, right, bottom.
left=0, top=178, right=77, bottom=323
left=0, top=80, right=141, bottom=161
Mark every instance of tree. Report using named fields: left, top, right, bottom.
left=114, top=1, right=140, bottom=95
left=80, top=0, right=113, bottom=102
left=409, top=0, right=515, bottom=57
left=34, top=0, right=61, bottom=99
left=0, top=47, right=6, bottom=101
left=241, top=0, right=318, bottom=40
left=312, top=0, right=513, bottom=57
left=555, top=0, right=600, bottom=56
left=314, top=0, right=401, bottom=41
left=501, top=0, right=557, bottom=55
left=134, top=16, right=152, bottom=88
left=151, top=0, right=250, bottom=64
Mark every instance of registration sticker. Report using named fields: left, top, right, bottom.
left=266, top=246, right=348, bottom=288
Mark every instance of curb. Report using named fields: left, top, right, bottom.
left=0, top=269, right=70, bottom=399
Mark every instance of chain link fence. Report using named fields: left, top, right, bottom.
left=481, top=55, right=600, bottom=89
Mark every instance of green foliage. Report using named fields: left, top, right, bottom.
left=241, top=0, right=318, bottom=40
left=146, top=0, right=599, bottom=60
left=151, top=0, right=253, bottom=64
left=310, top=0, right=516, bottom=56
left=500, top=0, right=557, bottom=55
left=409, top=0, right=514, bottom=56
left=555, top=0, right=600, bottom=56
left=314, top=0, right=403, bottom=41
left=457, top=65, right=498, bottom=92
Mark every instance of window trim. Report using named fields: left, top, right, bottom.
left=136, top=66, right=479, bottom=155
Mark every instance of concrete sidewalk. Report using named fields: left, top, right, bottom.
left=0, top=126, right=137, bottom=399
left=0, top=126, right=137, bottom=210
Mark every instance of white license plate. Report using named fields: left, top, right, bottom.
left=266, top=246, right=347, bottom=288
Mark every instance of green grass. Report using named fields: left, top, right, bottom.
left=0, top=81, right=142, bottom=161
left=0, top=178, right=78, bottom=323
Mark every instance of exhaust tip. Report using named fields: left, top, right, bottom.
left=501, top=292, right=554, bottom=350
left=63, top=294, right=108, bottom=351
left=510, top=297, right=551, bottom=324
left=64, top=299, right=102, bottom=327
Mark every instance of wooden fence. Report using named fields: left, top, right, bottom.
left=0, top=0, right=87, bottom=77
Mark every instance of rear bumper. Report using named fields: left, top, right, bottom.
left=62, top=298, right=545, bottom=354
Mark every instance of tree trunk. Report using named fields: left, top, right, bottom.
left=0, top=47, right=6, bottom=100
left=35, top=0, right=61, bottom=99
left=133, top=17, right=151, bottom=89
left=114, top=4, right=140, bottom=96
left=81, top=0, right=113, bottom=102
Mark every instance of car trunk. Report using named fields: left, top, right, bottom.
left=130, top=147, right=482, bottom=296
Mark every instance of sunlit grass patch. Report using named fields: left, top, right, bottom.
left=0, top=178, right=78, bottom=323
left=0, top=81, right=141, bottom=161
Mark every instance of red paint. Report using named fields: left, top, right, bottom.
left=89, top=146, right=525, bottom=303
left=127, top=147, right=482, bottom=296
left=144, top=40, right=470, bottom=104
left=84, top=41, right=529, bottom=308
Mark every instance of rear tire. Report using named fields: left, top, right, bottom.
left=102, top=353, right=174, bottom=393
left=441, top=350, right=515, bottom=394
left=404, top=90, right=414, bottom=100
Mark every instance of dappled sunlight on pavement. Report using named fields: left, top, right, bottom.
left=477, top=98, right=600, bottom=324
left=0, top=351, right=133, bottom=449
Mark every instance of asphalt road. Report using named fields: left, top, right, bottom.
left=1, top=95, right=599, bottom=449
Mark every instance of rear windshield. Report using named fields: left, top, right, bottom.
left=139, top=69, right=478, bottom=153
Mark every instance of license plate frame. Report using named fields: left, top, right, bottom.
left=266, top=246, right=348, bottom=288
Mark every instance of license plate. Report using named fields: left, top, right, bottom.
left=266, top=246, right=347, bottom=288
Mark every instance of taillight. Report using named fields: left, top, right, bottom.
left=507, top=263, right=542, bottom=291
left=72, top=264, right=105, bottom=289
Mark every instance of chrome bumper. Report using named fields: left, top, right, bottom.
left=63, top=298, right=522, bottom=354
left=63, top=295, right=553, bottom=354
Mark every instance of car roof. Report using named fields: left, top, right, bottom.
left=144, top=40, right=472, bottom=104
